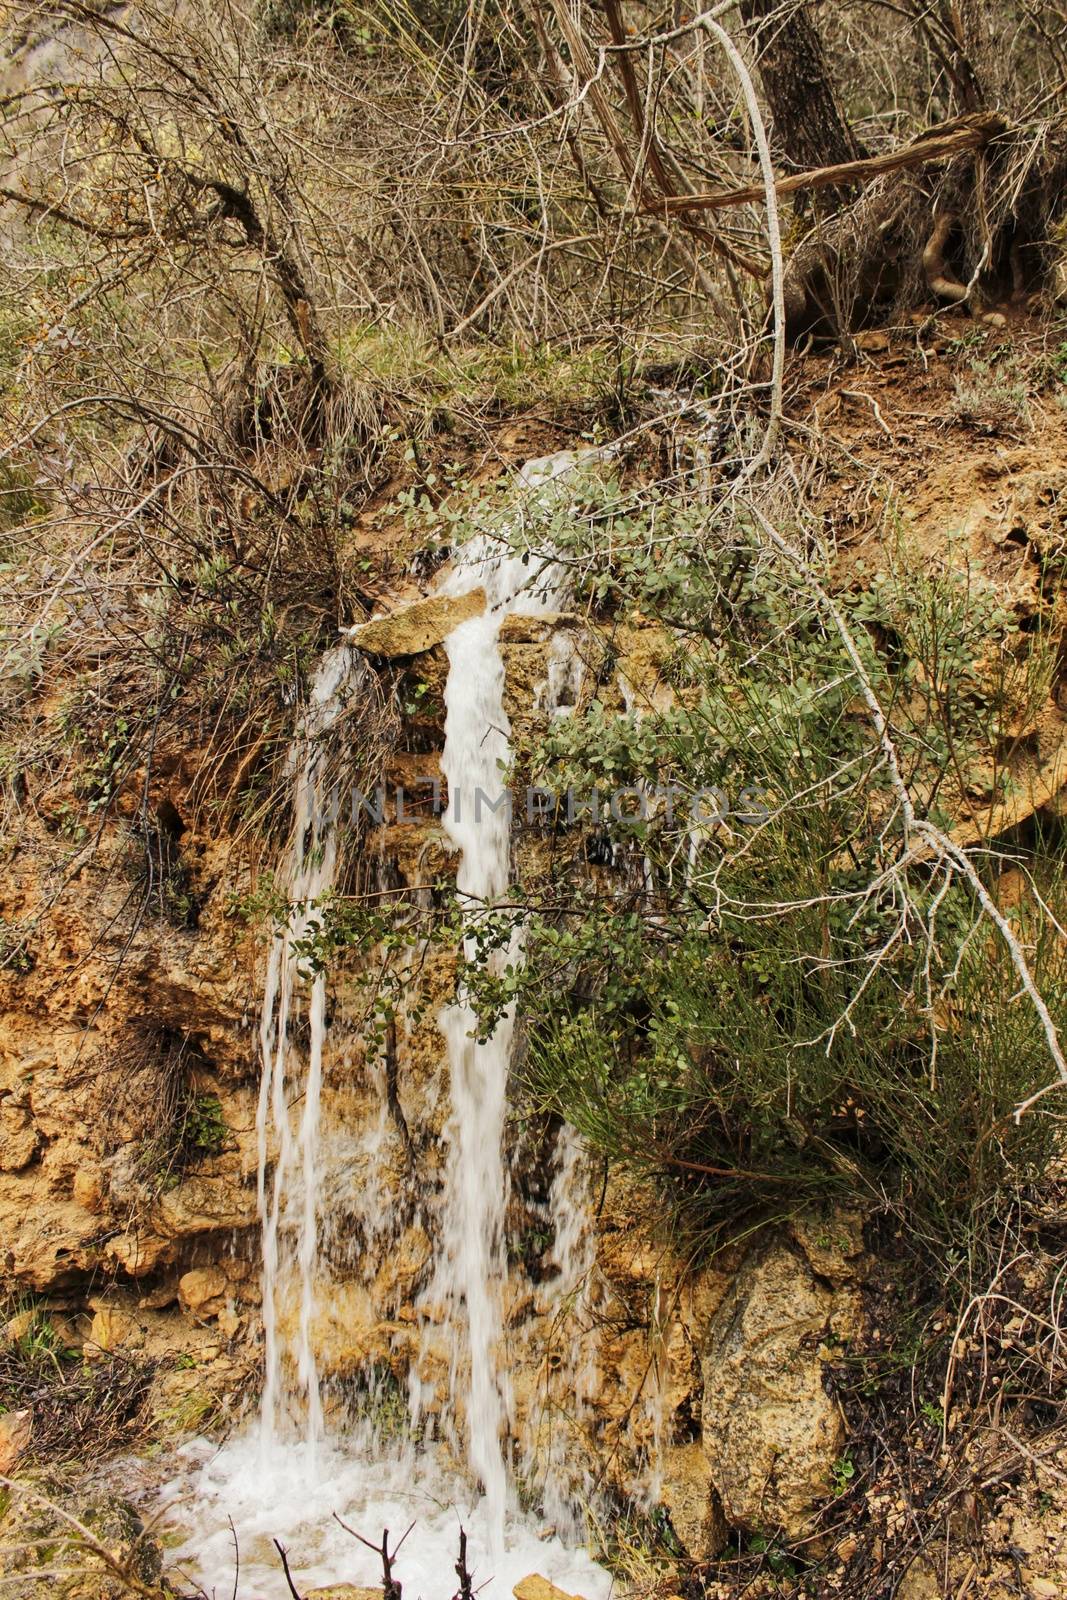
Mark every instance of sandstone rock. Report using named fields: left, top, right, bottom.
left=0, top=1104, right=38, bottom=1170
left=787, top=1209, right=867, bottom=1286
left=72, top=1168, right=105, bottom=1213
left=347, top=589, right=486, bottom=657
left=513, top=1577, right=585, bottom=1600
left=701, top=1241, right=845, bottom=1538
left=303, top=1283, right=387, bottom=1375
left=47, top=1312, right=86, bottom=1351
left=306, top=1588, right=384, bottom=1600
left=612, top=622, right=676, bottom=715
left=1, top=1177, right=104, bottom=1288
left=3, top=1309, right=37, bottom=1343
left=0, top=1482, right=163, bottom=1598
left=372, top=1224, right=431, bottom=1306
left=85, top=1306, right=142, bottom=1355
left=498, top=611, right=574, bottom=644
left=152, top=1171, right=257, bottom=1239
left=0, top=1409, right=32, bottom=1472
left=658, top=1442, right=727, bottom=1559
left=137, top=1276, right=180, bottom=1310
left=178, top=1265, right=228, bottom=1315
left=216, top=1303, right=241, bottom=1339
left=105, top=1228, right=176, bottom=1275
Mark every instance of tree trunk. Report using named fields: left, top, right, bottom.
left=738, top=0, right=865, bottom=175
left=938, top=0, right=998, bottom=111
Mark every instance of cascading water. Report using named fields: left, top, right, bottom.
left=520, top=1122, right=600, bottom=1541
left=160, top=453, right=611, bottom=1600
left=257, top=642, right=362, bottom=1461
left=418, top=453, right=582, bottom=1549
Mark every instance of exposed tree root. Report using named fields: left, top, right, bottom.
left=923, top=210, right=971, bottom=302
left=777, top=128, right=1067, bottom=340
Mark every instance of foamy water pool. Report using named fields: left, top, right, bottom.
left=159, top=1434, right=615, bottom=1600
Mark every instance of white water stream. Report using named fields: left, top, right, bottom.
left=162, top=452, right=611, bottom=1599
left=419, top=452, right=581, bottom=1549
left=257, top=642, right=362, bottom=1462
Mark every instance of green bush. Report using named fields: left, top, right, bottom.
left=456, top=474, right=1067, bottom=1275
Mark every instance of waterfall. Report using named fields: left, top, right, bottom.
left=424, top=452, right=580, bottom=1548
left=256, top=643, right=361, bottom=1461
left=161, top=454, right=612, bottom=1600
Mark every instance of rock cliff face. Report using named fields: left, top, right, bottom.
left=7, top=427, right=1067, bottom=1554
left=0, top=594, right=863, bottom=1552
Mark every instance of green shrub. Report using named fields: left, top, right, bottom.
left=456, top=475, right=1067, bottom=1277
left=182, top=1094, right=228, bottom=1156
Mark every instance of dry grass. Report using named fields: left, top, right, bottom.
left=0, top=1312, right=156, bottom=1468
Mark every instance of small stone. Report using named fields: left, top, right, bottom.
left=86, top=1306, right=142, bottom=1355
left=1031, top=1581, right=1059, bottom=1598
left=0, top=1409, right=32, bottom=1472
left=513, top=1577, right=585, bottom=1600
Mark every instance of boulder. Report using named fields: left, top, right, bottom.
left=347, top=589, right=486, bottom=657
left=178, top=1265, right=228, bottom=1316
left=658, top=1442, right=727, bottom=1559
left=701, top=1241, right=846, bottom=1538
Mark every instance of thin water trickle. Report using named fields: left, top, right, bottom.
left=257, top=643, right=361, bottom=1461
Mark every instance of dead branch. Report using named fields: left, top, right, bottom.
left=454, top=1527, right=474, bottom=1600
left=332, top=1516, right=414, bottom=1600
left=273, top=1540, right=305, bottom=1600
left=640, top=112, right=1008, bottom=216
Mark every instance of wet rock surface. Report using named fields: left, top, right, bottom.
left=0, top=1476, right=164, bottom=1599
left=346, top=589, right=487, bottom=656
